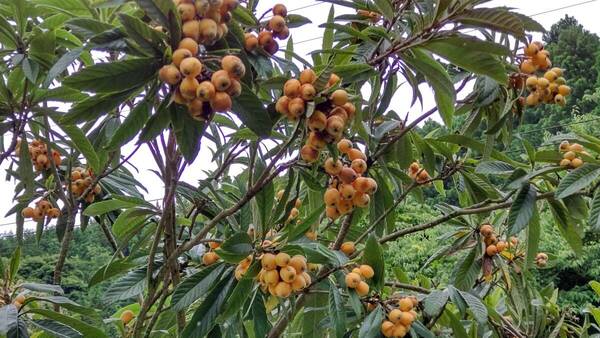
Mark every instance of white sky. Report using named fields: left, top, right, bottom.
left=1, top=0, right=599, bottom=233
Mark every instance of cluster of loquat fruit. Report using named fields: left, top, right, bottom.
left=380, top=297, right=419, bottom=338
left=16, top=139, right=62, bottom=171
left=275, top=190, right=303, bottom=223
left=535, top=252, right=548, bottom=267
left=558, top=140, right=587, bottom=169
left=519, top=41, right=571, bottom=107
left=159, top=0, right=244, bottom=119
left=257, top=252, right=311, bottom=298
left=244, top=4, right=289, bottom=55
left=344, top=264, right=374, bottom=296
left=479, top=223, right=516, bottom=257
left=322, top=140, right=377, bottom=220
left=202, top=241, right=221, bottom=265
left=21, top=200, right=60, bottom=222
left=68, top=167, right=102, bottom=203
left=408, top=162, right=431, bottom=184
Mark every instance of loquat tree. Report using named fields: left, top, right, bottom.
left=0, top=0, right=599, bottom=337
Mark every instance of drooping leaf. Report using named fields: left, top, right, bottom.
left=231, top=83, right=274, bottom=137
left=104, top=266, right=148, bottom=303
left=30, top=319, right=82, bottom=338
left=215, top=232, right=253, bottom=264
left=358, top=305, right=384, bottom=338
left=105, top=100, right=151, bottom=151
left=507, top=183, right=537, bottom=236
left=172, top=263, right=226, bottom=311
left=588, top=189, right=600, bottom=232
left=328, top=279, right=346, bottom=338
left=25, top=309, right=107, bottom=338
left=555, top=164, right=600, bottom=199
left=363, top=234, right=385, bottom=290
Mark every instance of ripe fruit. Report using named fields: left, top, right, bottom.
left=520, top=59, right=536, bottom=74
left=182, top=20, right=201, bottom=41
left=496, top=241, right=507, bottom=252
left=348, top=148, right=367, bottom=161
left=244, top=33, right=259, bottom=52
left=353, top=192, right=370, bottom=208
left=339, top=183, right=356, bottom=200
left=211, top=92, right=232, bottom=112
left=308, top=110, right=327, bottom=131
left=328, top=73, right=340, bottom=87
left=211, top=70, right=231, bottom=91
left=264, top=269, right=280, bottom=284
left=330, top=89, right=348, bottom=106
left=345, top=272, right=361, bottom=288
left=564, top=151, right=576, bottom=160
left=300, top=84, right=316, bottom=101
left=273, top=26, right=290, bottom=40
left=258, top=30, right=274, bottom=46
left=261, top=253, right=277, bottom=270
left=326, top=115, right=345, bottom=136
left=177, top=3, right=196, bottom=21
left=275, top=96, right=290, bottom=114
left=221, top=55, right=246, bottom=79
left=272, top=3, right=287, bottom=17
left=178, top=37, right=199, bottom=55
left=324, top=188, right=341, bottom=207
left=524, top=43, right=539, bottom=56
left=351, top=159, right=367, bottom=174
left=356, top=281, right=369, bottom=296
left=381, top=321, right=394, bottom=337
left=392, top=324, right=407, bottom=337
left=198, top=18, right=218, bottom=42
left=554, top=94, right=565, bottom=106
left=21, top=207, right=34, bottom=218
left=227, top=79, right=242, bottom=97
left=480, top=223, right=494, bottom=237
left=388, top=309, right=403, bottom=323
left=120, top=310, right=135, bottom=324
left=300, top=69, right=316, bottom=84
left=486, top=244, right=498, bottom=256
left=324, top=158, right=343, bottom=175
left=571, top=158, right=583, bottom=168
left=398, top=298, right=413, bottom=312
left=289, top=255, right=307, bottom=273
left=558, top=85, right=571, bottom=96
left=544, top=70, right=558, bottom=82
left=559, top=140, right=570, bottom=152
left=340, top=241, right=355, bottom=255
left=180, top=76, right=199, bottom=99
left=284, top=79, right=301, bottom=97
left=179, top=57, right=203, bottom=77
left=300, top=145, right=319, bottom=163
left=274, top=281, right=292, bottom=297
left=280, top=265, right=297, bottom=282
left=398, top=312, right=413, bottom=326
left=288, top=98, right=305, bottom=118
left=202, top=251, right=219, bottom=265
left=359, top=265, right=374, bottom=279
left=275, top=252, right=291, bottom=267
left=269, top=15, right=286, bottom=33
left=337, top=139, right=352, bottom=153
left=159, top=65, right=182, bottom=85
left=197, top=81, right=216, bottom=101
left=339, top=167, right=358, bottom=184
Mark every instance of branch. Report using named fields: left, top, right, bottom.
left=385, top=281, right=431, bottom=294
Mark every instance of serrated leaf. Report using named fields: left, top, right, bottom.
left=30, top=319, right=82, bottom=338
left=89, top=259, right=138, bottom=287
left=172, top=263, right=226, bottom=311
left=423, top=290, right=448, bottom=318
left=363, top=234, right=385, bottom=290
left=451, top=245, right=480, bottom=291
left=61, top=87, right=140, bottom=124
left=219, top=262, right=260, bottom=321
left=215, top=232, right=253, bottom=264
left=589, top=189, right=600, bottom=232
left=83, top=199, right=141, bottom=216
left=135, top=0, right=180, bottom=47
left=555, top=164, right=600, bottom=199
left=231, top=83, right=274, bottom=137
left=328, top=279, right=346, bottom=338
left=525, top=208, right=540, bottom=271
left=104, top=266, right=148, bottom=303
left=20, top=283, right=64, bottom=295
left=358, top=304, right=383, bottom=338
left=475, top=161, right=515, bottom=175
left=26, top=309, right=107, bottom=338
left=455, top=7, right=525, bottom=38
left=507, top=183, right=537, bottom=235
left=171, top=104, right=206, bottom=162
left=63, top=58, right=160, bottom=93
left=458, top=291, right=487, bottom=324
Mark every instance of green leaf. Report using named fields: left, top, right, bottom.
left=358, top=305, right=384, bottom=338
left=26, top=309, right=107, bottom=338
left=21, top=283, right=64, bottom=295
left=43, top=47, right=84, bottom=88
left=135, top=0, right=181, bottom=48
left=589, top=189, right=600, bottom=232
left=63, top=58, right=160, bottom=93
left=444, top=310, right=469, bottom=338
left=286, top=205, right=324, bottom=241
left=286, top=14, right=312, bottom=28
left=23, top=296, right=98, bottom=316
left=423, top=39, right=508, bottom=83
left=182, top=272, right=235, bottom=338
left=458, top=291, right=487, bottom=324
left=555, top=164, right=600, bottom=199
left=61, top=87, right=141, bottom=124
left=423, top=290, right=449, bottom=318
left=363, top=235, right=385, bottom=290
left=118, top=13, right=165, bottom=55
left=231, top=6, right=256, bottom=26
left=111, top=208, right=152, bottom=240
left=589, top=281, right=600, bottom=296
left=437, top=134, right=520, bottom=166
left=403, top=49, right=455, bottom=127
left=30, top=319, right=82, bottom=338
left=231, top=82, right=274, bottom=137
left=373, top=0, right=394, bottom=20
left=89, top=259, right=138, bottom=287
left=171, top=104, right=206, bottom=162
left=104, top=266, right=148, bottom=303
left=138, top=100, right=171, bottom=142
left=215, top=232, right=253, bottom=264
left=9, top=246, right=21, bottom=283
left=105, top=101, right=151, bottom=151
left=451, top=246, right=480, bottom=291
left=56, top=124, right=100, bottom=173
left=548, top=199, right=582, bottom=255
left=507, top=183, right=537, bottom=235
left=475, top=161, right=515, bottom=175
left=455, top=8, right=525, bottom=39
left=0, top=304, right=18, bottom=335
left=172, top=263, right=226, bottom=311
left=219, top=262, right=260, bottom=321
left=525, top=208, right=540, bottom=271
left=328, top=279, right=346, bottom=338
left=83, top=199, right=141, bottom=216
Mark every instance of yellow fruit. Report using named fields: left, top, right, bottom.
left=486, top=244, right=498, bottom=256
left=381, top=321, right=395, bottom=337
left=178, top=37, right=199, bottom=55
left=177, top=3, right=196, bottom=21
left=388, top=309, right=403, bottom=323
left=544, top=70, right=558, bottom=82
left=479, top=223, right=494, bottom=237
left=520, top=59, right=536, bottom=74
left=398, top=312, right=413, bottom=326
left=307, top=132, right=326, bottom=150
left=340, top=241, right=355, bottom=255
left=558, top=85, right=571, bottom=96
left=339, top=167, right=358, bottom=184
left=353, top=192, right=370, bottom=208
left=398, top=297, right=413, bottom=312
left=327, top=73, right=340, bottom=87
left=559, top=140, right=570, bottom=152
left=537, top=77, right=550, bottom=89
left=264, top=269, right=280, bottom=285
left=280, top=265, right=297, bottom=283
left=326, top=206, right=340, bottom=220
left=324, top=158, right=343, bottom=175
left=526, top=93, right=539, bottom=106
left=570, top=143, right=584, bottom=153
left=221, top=55, right=246, bottom=79
left=288, top=255, right=307, bottom=274
left=180, top=76, right=199, bottom=100
left=554, top=94, right=566, bottom=106
left=330, top=89, right=348, bottom=106
left=182, top=20, right=201, bottom=41
left=202, top=251, right=219, bottom=265
left=269, top=15, right=286, bottom=33
left=244, top=33, right=259, bottom=52
left=284, top=79, right=301, bottom=98
left=351, top=159, right=367, bottom=174
left=300, top=84, right=316, bottom=101
left=21, top=207, right=34, bottom=218
left=563, top=151, right=576, bottom=160
left=356, top=281, right=369, bottom=296
left=159, top=64, right=182, bottom=85
left=179, top=57, right=203, bottom=77
left=275, top=252, right=291, bottom=267
left=338, top=183, right=355, bottom=200
left=308, top=110, right=327, bottom=131
left=261, top=253, right=277, bottom=270
left=291, top=274, right=306, bottom=291
left=392, top=324, right=407, bottom=337
left=345, top=272, right=361, bottom=288
left=324, top=188, right=341, bottom=207
left=496, top=241, right=507, bottom=252
left=525, top=76, right=538, bottom=89
left=294, top=198, right=302, bottom=208
left=274, top=281, right=292, bottom=297
left=288, top=98, right=305, bottom=118
left=15, top=294, right=26, bottom=304
left=120, top=310, right=135, bottom=324
left=571, top=158, right=583, bottom=168
left=300, top=69, right=316, bottom=84
left=197, top=81, right=216, bottom=101
left=359, top=265, right=374, bottom=279
left=198, top=18, right=218, bottom=42
left=210, top=92, right=232, bottom=112
left=348, top=148, right=367, bottom=161
left=211, top=70, right=231, bottom=92
left=300, top=145, right=319, bottom=163
left=524, top=43, right=539, bottom=56
left=275, top=96, right=290, bottom=115
left=337, top=139, right=352, bottom=153
left=227, top=79, right=242, bottom=97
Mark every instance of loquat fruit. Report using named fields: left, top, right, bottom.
left=308, top=110, right=327, bottom=131
left=348, top=148, right=367, bottom=161
left=197, top=81, right=216, bottom=101
left=300, top=83, right=316, bottom=101
left=300, top=145, right=319, bottom=163
left=289, top=255, right=307, bottom=273
left=198, top=18, right=218, bottom=42
left=307, top=132, right=326, bottom=150
left=261, top=253, right=277, bottom=270
left=120, top=310, right=135, bottom=325
left=330, top=89, right=349, bottom=106
left=351, top=159, right=367, bottom=174
left=274, top=281, right=292, bottom=297
left=398, top=297, right=413, bottom=312
left=275, top=96, right=290, bottom=115
left=339, top=183, right=356, bottom=200
left=227, top=79, right=242, bottom=97
left=300, top=69, right=316, bottom=84
left=21, top=207, right=34, bottom=218
left=392, top=324, right=407, bottom=338
left=202, top=251, right=219, bottom=265
left=283, top=79, right=301, bottom=98
left=280, top=265, right=297, bottom=283
left=564, top=151, right=576, bottom=160
left=324, top=188, right=341, bottom=207
left=326, top=115, right=345, bottom=136
left=159, top=64, right=182, bottom=85
left=179, top=57, right=203, bottom=77
left=324, top=158, right=343, bottom=175
left=182, top=20, right=201, bottom=41
left=520, top=59, right=536, bottom=74
left=269, top=15, right=286, bottom=33
left=353, top=192, right=370, bottom=208
left=211, top=92, right=232, bottom=112
left=340, top=241, right=355, bottom=255
left=381, top=321, right=394, bottom=337
left=221, top=55, right=246, bottom=79
left=388, top=309, right=403, bottom=323
left=479, top=223, right=494, bottom=237
left=359, top=265, right=374, bottom=279
left=272, top=3, right=287, bottom=17
left=345, top=272, right=361, bottom=288
left=337, top=139, right=352, bottom=153
left=288, top=97, right=305, bottom=118
left=571, top=158, right=583, bottom=168
left=356, top=281, right=369, bottom=296
left=326, top=206, right=340, bottom=220
left=244, top=33, right=259, bottom=52
left=179, top=76, right=200, bottom=99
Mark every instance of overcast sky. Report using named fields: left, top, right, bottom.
left=1, top=0, right=599, bottom=233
